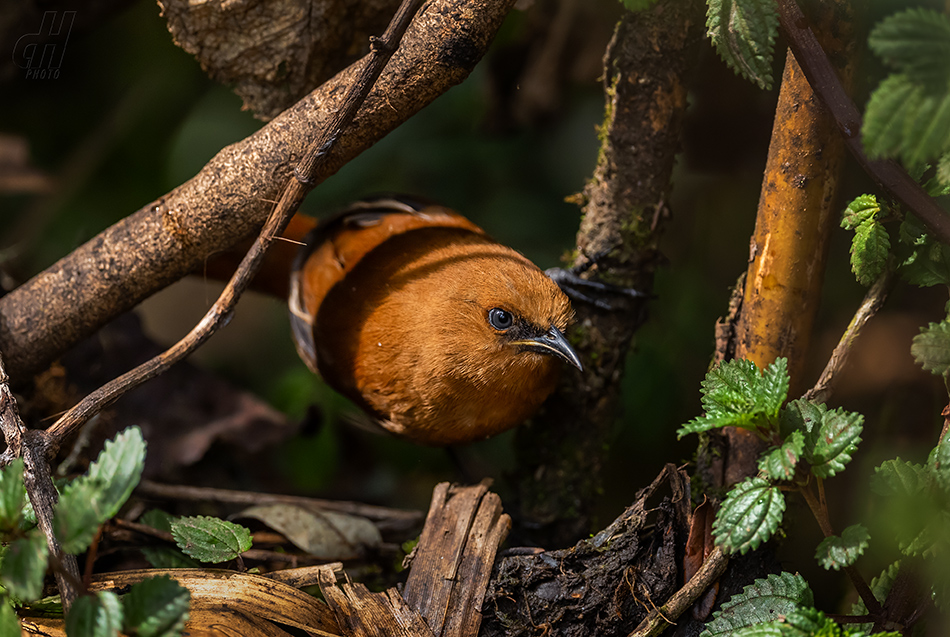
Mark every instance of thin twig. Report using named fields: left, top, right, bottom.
left=802, top=267, right=895, bottom=404
left=627, top=546, right=729, bottom=637
left=21, top=431, right=82, bottom=609
left=776, top=0, right=950, bottom=247
left=38, top=0, right=425, bottom=458
left=0, top=354, right=81, bottom=609
left=136, top=480, right=423, bottom=530
left=799, top=483, right=882, bottom=616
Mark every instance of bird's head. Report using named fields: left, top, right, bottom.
left=424, top=243, right=582, bottom=385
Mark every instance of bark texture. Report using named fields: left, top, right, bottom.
left=512, top=0, right=704, bottom=547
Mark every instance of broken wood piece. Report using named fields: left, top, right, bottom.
left=402, top=482, right=512, bottom=637
left=316, top=563, right=434, bottom=637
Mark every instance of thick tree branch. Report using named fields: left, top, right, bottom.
left=38, top=0, right=425, bottom=458
left=0, top=0, right=516, bottom=383
left=777, top=0, right=950, bottom=246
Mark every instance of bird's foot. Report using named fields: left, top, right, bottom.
left=545, top=267, right=647, bottom=311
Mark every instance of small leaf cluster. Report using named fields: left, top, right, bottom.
left=864, top=8, right=950, bottom=178
left=0, top=427, right=191, bottom=636
left=682, top=357, right=950, bottom=630
left=679, top=358, right=864, bottom=556
left=701, top=572, right=899, bottom=637
left=841, top=198, right=950, bottom=291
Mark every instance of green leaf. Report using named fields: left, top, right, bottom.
left=776, top=607, right=841, bottom=635
left=932, top=436, right=950, bottom=493
left=779, top=400, right=826, bottom=439
left=852, top=561, right=901, bottom=616
left=870, top=458, right=926, bottom=497
left=700, top=572, right=813, bottom=637
left=64, top=426, right=146, bottom=522
left=0, top=530, right=48, bottom=603
left=805, top=408, right=863, bottom=479
left=840, top=194, right=881, bottom=231
left=815, top=524, right=870, bottom=570
left=850, top=219, right=890, bottom=286
left=759, top=431, right=805, bottom=481
left=171, top=516, right=252, bottom=564
left=863, top=74, right=923, bottom=160
left=123, top=575, right=190, bottom=637
left=902, top=91, right=950, bottom=171
left=911, top=321, right=950, bottom=375
left=706, top=0, right=778, bottom=90
left=66, top=591, right=123, bottom=637
left=678, top=358, right=788, bottom=438
left=0, top=600, right=19, bottom=637
left=714, top=476, right=786, bottom=555
left=54, top=479, right=102, bottom=555
left=0, top=459, right=24, bottom=532
left=868, top=8, right=950, bottom=89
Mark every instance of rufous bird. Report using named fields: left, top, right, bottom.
left=207, top=196, right=582, bottom=446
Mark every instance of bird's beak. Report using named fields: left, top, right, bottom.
left=513, top=326, right=583, bottom=372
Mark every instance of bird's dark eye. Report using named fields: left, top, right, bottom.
left=488, top=308, right=514, bottom=330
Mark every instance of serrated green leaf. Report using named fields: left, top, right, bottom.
left=54, top=479, right=102, bottom=555
left=0, top=459, right=24, bottom=532
left=66, top=591, right=123, bottom=637
left=898, top=214, right=950, bottom=287
left=779, top=400, right=827, bottom=439
left=852, top=561, right=901, bottom=617
left=933, top=436, right=950, bottom=493
left=700, top=572, right=813, bottom=637
left=759, top=358, right=789, bottom=415
left=678, top=358, right=788, bottom=438
left=902, top=91, right=950, bottom=171
left=706, top=0, right=778, bottom=90
left=911, top=321, right=950, bottom=375
left=64, top=426, right=146, bottom=522
left=759, top=431, right=805, bottom=481
left=714, top=476, right=785, bottom=555
left=123, top=575, right=190, bottom=637
left=850, top=219, right=890, bottom=286
left=870, top=458, right=926, bottom=497
left=841, top=195, right=881, bottom=231
left=778, top=607, right=840, bottom=635
left=0, top=600, right=18, bottom=637
left=863, top=74, right=923, bottom=160
left=0, top=530, right=48, bottom=603
left=806, top=408, right=863, bottom=479
left=868, top=8, right=950, bottom=89
left=171, top=516, right=251, bottom=564
left=816, top=524, right=870, bottom=570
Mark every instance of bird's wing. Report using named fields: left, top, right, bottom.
left=287, top=195, right=484, bottom=371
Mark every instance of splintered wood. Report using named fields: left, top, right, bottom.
left=318, top=482, right=511, bottom=637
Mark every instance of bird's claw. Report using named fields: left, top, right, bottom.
left=545, top=267, right=648, bottom=312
